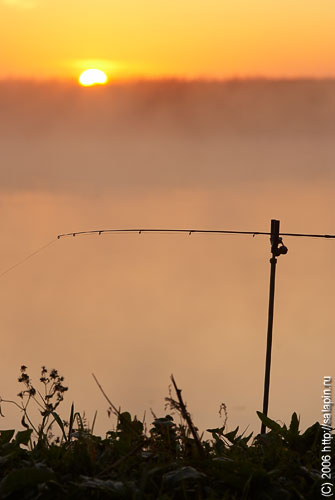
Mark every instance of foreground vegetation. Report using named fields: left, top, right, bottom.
left=0, top=366, right=327, bottom=499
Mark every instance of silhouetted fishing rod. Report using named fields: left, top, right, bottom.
left=57, top=222, right=335, bottom=434
left=57, top=228, right=335, bottom=239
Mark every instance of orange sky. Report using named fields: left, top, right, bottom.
left=1, top=0, right=335, bottom=80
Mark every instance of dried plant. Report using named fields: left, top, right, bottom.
left=0, top=365, right=68, bottom=444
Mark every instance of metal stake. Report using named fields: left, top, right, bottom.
left=261, top=219, right=288, bottom=433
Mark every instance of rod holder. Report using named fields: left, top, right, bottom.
left=261, top=219, right=288, bottom=434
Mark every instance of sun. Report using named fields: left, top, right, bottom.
left=79, top=69, right=108, bottom=86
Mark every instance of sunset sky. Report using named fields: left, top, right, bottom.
left=0, top=1, right=334, bottom=438
left=1, top=0, right=335, bottom=80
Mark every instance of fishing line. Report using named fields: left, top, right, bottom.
left=0, top=239, right=56, bottom=280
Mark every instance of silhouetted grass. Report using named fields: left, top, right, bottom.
left=0, top=366, right=328, bottom=499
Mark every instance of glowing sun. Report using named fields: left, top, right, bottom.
left=79, top=69, right=108, bottom=86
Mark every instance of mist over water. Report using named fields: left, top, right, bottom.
left=1, top=78, right=334, bottom=193
left=0, top=79, right=334, bottom=436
